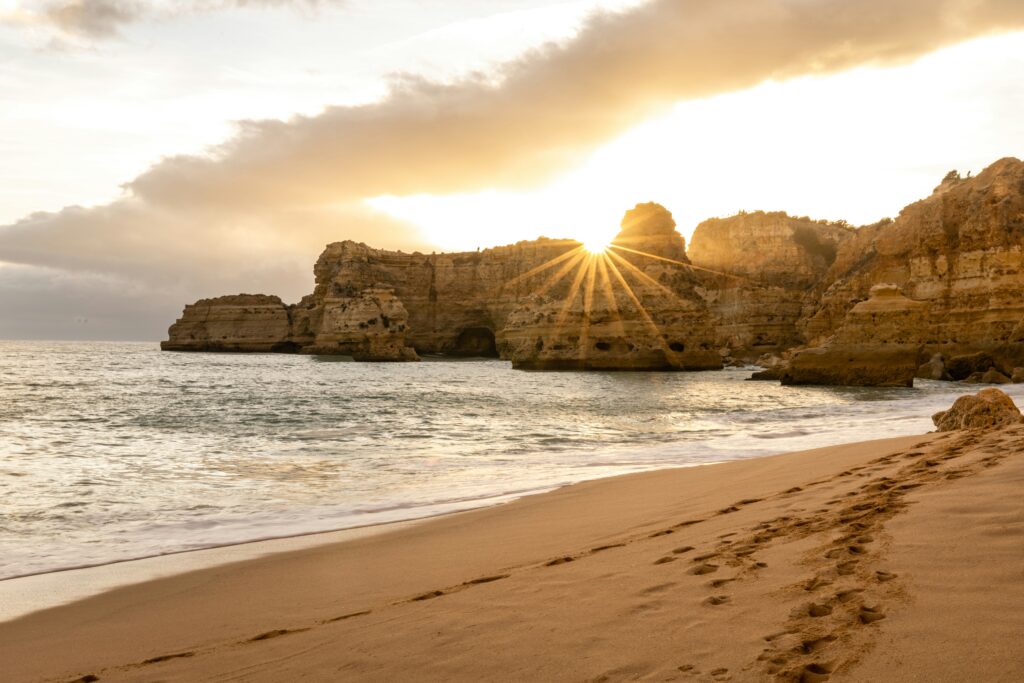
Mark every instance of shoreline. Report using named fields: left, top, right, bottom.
left=0, top=460, right=724, bottom=624
left=3, top=427, right=1022, bottom=681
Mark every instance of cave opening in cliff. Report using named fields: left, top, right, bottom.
left=452, top=327, right=499, bottom=358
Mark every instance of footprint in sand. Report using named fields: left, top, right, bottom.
left=800, top=662, right=833, bottom=682
left=591, top=543, right=625, bottom=553
left=799, top=635, right=837, bottom=654
left=704, top=595, right=731, bottom=606
left=858, top=605, right=886, bottom=624
left=142, top=651, right=196, bottom=664
left=323, top=609, right=371, bottom=623
left=804, top=576, right=832, bottom=592
left=654, top=556, right=676, bottom=565
left=672, top=545, right=695, bottom=555
left=689, top=563, right=719, bottom=576
left=463, top=574, right=509, bottom=586
left=410, top=590, right=446, bottom=602
left=807, top=602, right=833, bottom=617
left=545, top=556, right=574, bottom=567
left=875, top=570, right=897, bottom=582
left=836, top=560, right=858, bottom=576
left=834, top=588, right=864, bottom=603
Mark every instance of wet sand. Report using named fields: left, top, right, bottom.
left=2, top=426, right=1022, bottom=682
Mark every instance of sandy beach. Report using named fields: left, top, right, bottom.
left=1, top=426, right=1022, bottom=682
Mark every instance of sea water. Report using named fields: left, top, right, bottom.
left=2, top=340, right=1020, bottom=580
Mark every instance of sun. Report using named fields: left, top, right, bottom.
left=582, top=239, right=610, bottom=254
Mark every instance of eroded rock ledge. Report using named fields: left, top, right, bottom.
left=164, top=157, right=1024, bottom=380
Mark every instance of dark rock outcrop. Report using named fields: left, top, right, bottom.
left=916, top=353, right=951, bottom=381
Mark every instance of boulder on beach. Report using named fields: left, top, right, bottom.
left=932, top=388, right=1024, bottom=431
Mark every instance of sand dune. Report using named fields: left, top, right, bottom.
left=1, top=426, right=1022, bottom=682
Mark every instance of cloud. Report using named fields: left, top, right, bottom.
left=44, top=0, right=140, bottom=38
left=127, top=0, right=1024, bottom=205
left=3, top=0, right=1024, bottom=339
left=5, top=0, right=345, bottom=40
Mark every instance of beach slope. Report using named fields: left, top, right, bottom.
left=2, top=426, right=1022, bottom=682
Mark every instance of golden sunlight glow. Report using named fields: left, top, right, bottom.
left=366, top=33, right=1024, bottom=252
left=582, top=238, right=611, bottom=254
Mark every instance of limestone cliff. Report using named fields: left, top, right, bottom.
left=307, top=237, right=582, bottom=356
left=164, top=157, right=1024, bottom=378
left=164, top=202, right=721, bottom=369
left=162, top=295, right=295, bottom=353
left=800, top=157, right=1024, bottom=371
left=781, top=284, right=929, bottom=387
left=688, top=212, right=853, bottom=357
left=498, top=203, right=720, bottom=370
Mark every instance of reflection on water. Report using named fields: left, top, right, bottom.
left=2, top=340, right=1020, bottom=579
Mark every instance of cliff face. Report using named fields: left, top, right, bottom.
left=307, top=237, right=582, bottom=356
left=781, top=284, right=929, bottom=387
left=163, top=157, right=1024, bottom=380
left=688, top=212, right=853, bottom=357
left=164, top=203, right=721, bottom=369
left=498, top=203, right=720, bottom=370
left=801, top=157, right=1024, bottom=370
left=162, top=295, right=296, bottom=352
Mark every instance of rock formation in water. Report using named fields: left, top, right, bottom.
left=498, top=203, right=720, bottom=370
left=164, top=203, right=722, bottom=369
left=164, top=157, right=1024, bottom=379
left=163, top=295, right=296, bottom=353
left=780, top=284, right=928, bottom=387
left=932, top=388, right=1024, bottom=431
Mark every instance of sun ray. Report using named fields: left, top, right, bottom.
left=578, top=256, right=599, bottom=363
left=502, top=244, right=586, bottom=289
left=605, top=249, right=696, bottom=309
left=532, top=249, right=588, bottom=298
left=595, top=255, right=626, bottom=338
left=603, top=254, right=677, bottom=361
left=553, top=253, right=592, bottom=332
left=607, top=244, right=749, bottom=282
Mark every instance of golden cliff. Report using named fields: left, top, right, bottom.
left=164, top=203, right=723, bottom=370
left=688, top=211, right=853, bottom=357
left=797, top=157, right=1024, bottom=381
left=164, top=157, right=1024, bottom=383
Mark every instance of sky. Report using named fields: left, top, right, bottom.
left=1, top=0, right=1023, bottom=340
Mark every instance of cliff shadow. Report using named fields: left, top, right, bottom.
left=448, top=327, right=499, bottom=358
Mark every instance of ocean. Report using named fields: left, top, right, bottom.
left=2, top=340, right=1019, bottom=580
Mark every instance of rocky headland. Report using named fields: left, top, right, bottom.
left=164, top=157, right=1024, bottom=385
